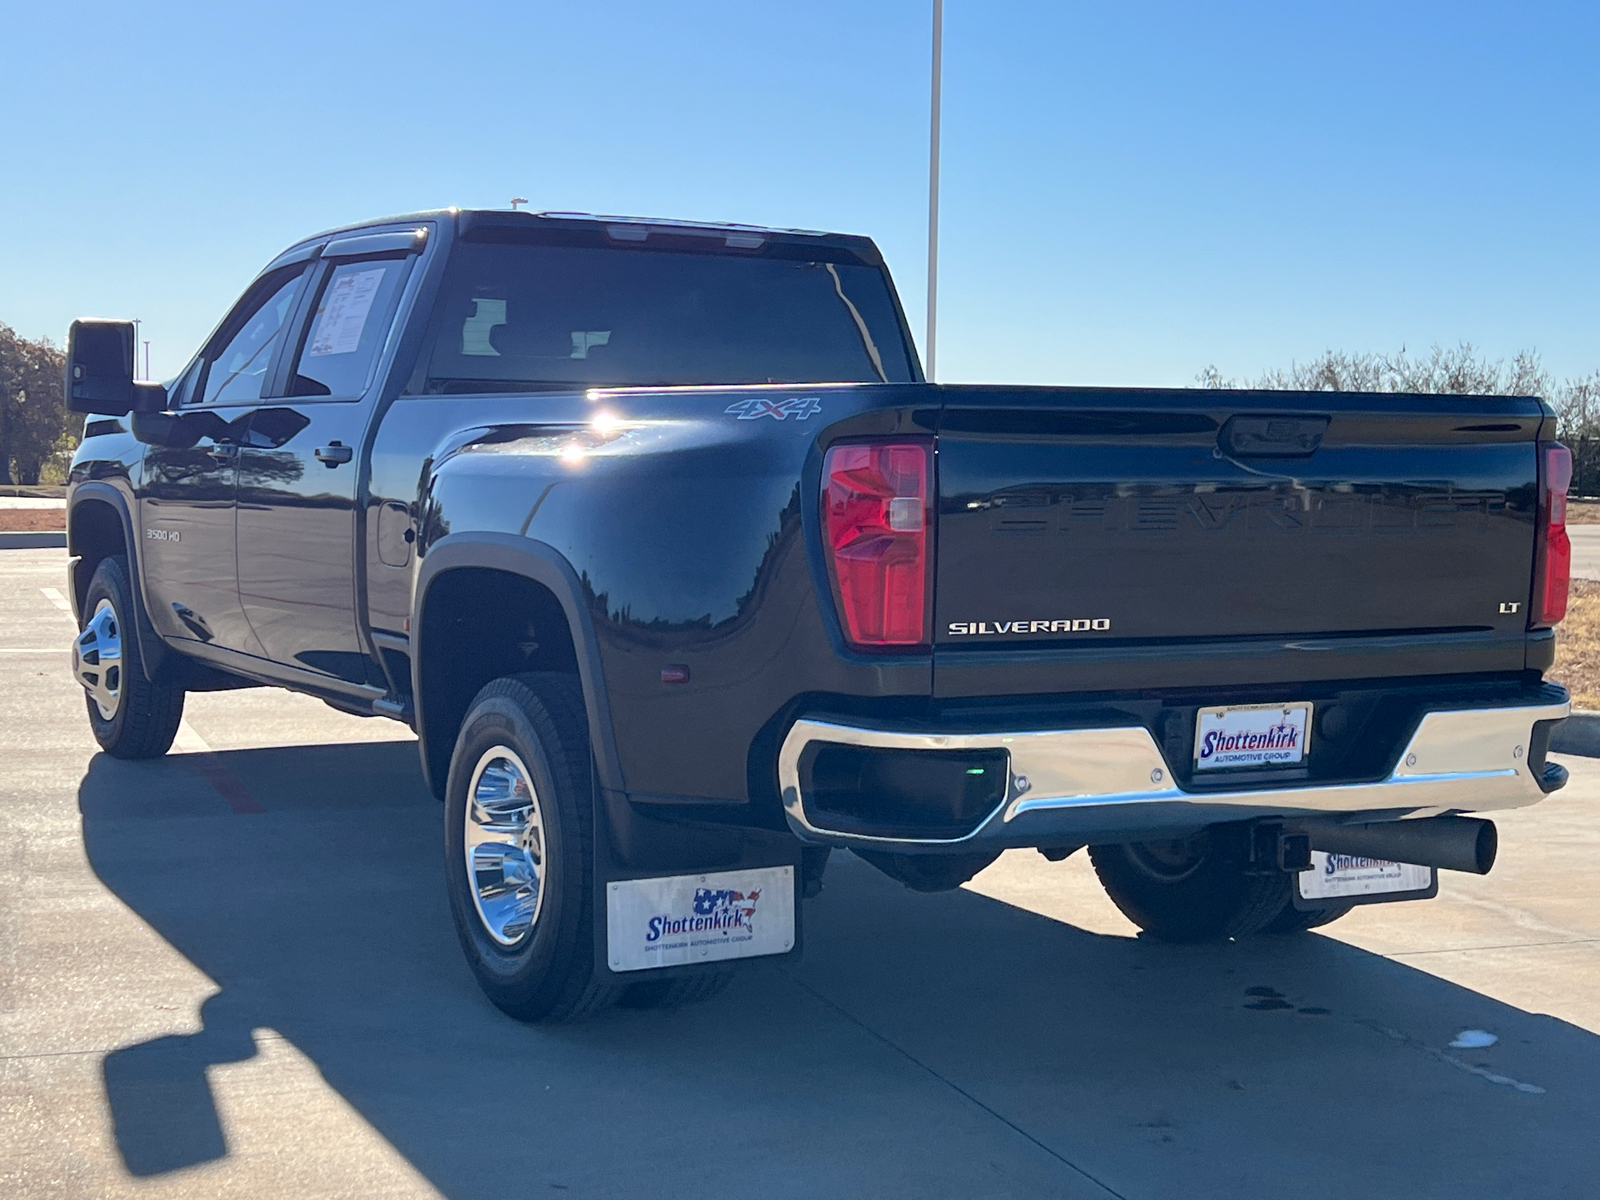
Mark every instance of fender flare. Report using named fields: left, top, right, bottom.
left=412, top=532, right=624, bottom=797
left=66, top=481, right=171, bottom=682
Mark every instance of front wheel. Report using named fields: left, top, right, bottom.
left=443, top=673, right=618, bottom=1022
left=1089, top=829, right=1309, bottom=942
left=74, top=556, right=184, bottom=759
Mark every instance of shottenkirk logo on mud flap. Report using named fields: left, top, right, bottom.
left=647, top=887, right=757, bottom=943
left=605, top=865, right=795, bottom=973
left=1297, top=851, right=1433, bottom=900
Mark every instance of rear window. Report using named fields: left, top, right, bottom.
left=410, top=242, right=915, bottom=393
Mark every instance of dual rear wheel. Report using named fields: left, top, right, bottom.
left=1089, top=829, right=1351, bottom=942
left=442, top=673, right=729, bottom=1022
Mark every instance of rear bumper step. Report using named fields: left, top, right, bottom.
left=777, top=699, right=1570, bottom=851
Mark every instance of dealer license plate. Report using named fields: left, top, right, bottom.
left=1297, top=852, right=1434, bottom=901
left=1194, top=702, right=1311, bottom=770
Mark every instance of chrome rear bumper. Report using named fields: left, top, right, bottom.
left=777, top=699, right=1570, bottom=850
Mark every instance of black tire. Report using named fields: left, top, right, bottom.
left=1089, top=828, right=1295, bottom=943
left=444, top=672, right=619, bottom=1022
left=76, top=556, right=184, bottom=760
left=1264, top=900, right=1354, bottom=934
left=617, top=970, right=733, bottom=1011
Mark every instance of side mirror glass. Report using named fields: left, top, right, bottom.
left=66, top=320, right=136, bottom=415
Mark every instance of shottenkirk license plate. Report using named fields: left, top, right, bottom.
left=1194, top=702, right=1311, bottom=770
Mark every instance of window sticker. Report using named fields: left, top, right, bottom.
left=308, top=267, right=386, bottom=357
left=461, top=298, right=506, bottom=356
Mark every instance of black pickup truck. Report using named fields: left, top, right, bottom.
left=63, top=208, right=1572, bottom=1021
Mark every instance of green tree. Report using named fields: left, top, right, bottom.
left=0, top=323, right=74, bottom=485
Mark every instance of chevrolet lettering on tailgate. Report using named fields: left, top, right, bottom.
left=947, top=618, right=1112, bottom=636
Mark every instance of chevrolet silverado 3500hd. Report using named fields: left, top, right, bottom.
left=62, top=209, right=1571, bottom=1020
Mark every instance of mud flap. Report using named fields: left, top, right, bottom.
left=1292, top=851, right=1438, bottom=909
left=592, top=786, right=803, bottom=981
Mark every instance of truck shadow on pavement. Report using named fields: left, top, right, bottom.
left=80, top=743, right=1600, bottom=1200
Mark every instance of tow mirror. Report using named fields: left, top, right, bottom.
left=66, top=319, right=167, bottom=415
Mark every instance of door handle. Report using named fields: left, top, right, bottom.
left=206, top=444, right=239, bottom=464
left=315, top=441, right=353, bottom=467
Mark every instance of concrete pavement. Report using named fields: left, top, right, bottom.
left=2, top=547, right=1598, bottom=1198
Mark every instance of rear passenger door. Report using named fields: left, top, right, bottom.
left=234, top=233, right=419, bottom=685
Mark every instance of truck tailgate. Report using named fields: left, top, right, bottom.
left=932, top=387, right=1547, bottom=695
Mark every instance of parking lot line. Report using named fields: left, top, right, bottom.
left=174, top=719, right=265, bottom=814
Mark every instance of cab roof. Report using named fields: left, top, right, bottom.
left=288, top=208, right=884, bottom=267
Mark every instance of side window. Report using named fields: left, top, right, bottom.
left=286, top=256, right=410, bottom=398
left=197, top=268, right=306, bottom=404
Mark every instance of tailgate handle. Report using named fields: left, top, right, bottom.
left=1220, top=415, right=1329, bottom=457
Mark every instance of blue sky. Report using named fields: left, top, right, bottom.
left=3, top=0, right=1597, bottom=387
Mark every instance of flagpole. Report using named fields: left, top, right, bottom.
left=926, top=0, right=942, bottom=382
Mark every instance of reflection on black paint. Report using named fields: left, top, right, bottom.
left=244, top=407, right=312, bottom=448
left=144, top=447, right=233, bottom=492
left=236, top=450, right=305, bottom=493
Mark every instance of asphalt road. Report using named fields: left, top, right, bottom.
left=2, top=546, right=1598, bottom=1199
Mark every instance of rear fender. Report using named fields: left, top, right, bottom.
left=412, top=532, right=623, bottom=798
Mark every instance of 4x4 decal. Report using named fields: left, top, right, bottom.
left=724, top=396, right=823, bottom=421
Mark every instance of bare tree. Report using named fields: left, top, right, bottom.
left=1550, top=369, right=1600, bottom=441
left=1198, top=343, right=1554, bottom=399
left=1197, top=344, right=1600, bottom=490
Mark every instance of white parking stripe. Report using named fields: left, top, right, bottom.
left=39, top=587, right=72, bottom=613
left=0, top=648, right=68, bottom=654
left=172, top=720, right=212, bottom=754
left=169, top=720, right=265, bottom=812
left=1360, top=1020, right=1546, bottom=1095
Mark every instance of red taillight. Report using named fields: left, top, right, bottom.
left=822, top=442, right=930, bottom=647
left=1533, top=442, right=1572, bottom=627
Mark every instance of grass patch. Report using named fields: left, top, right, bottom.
left=0, top=509, right=65, bottom=532
left=1567, top=497, right=1600, bottom=524
left=1551, top=579, right=1600, bottom=710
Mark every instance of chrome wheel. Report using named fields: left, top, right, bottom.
left=464, top=746, right=547, bottom=946
left=74, top=598, right=123, bottom=721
